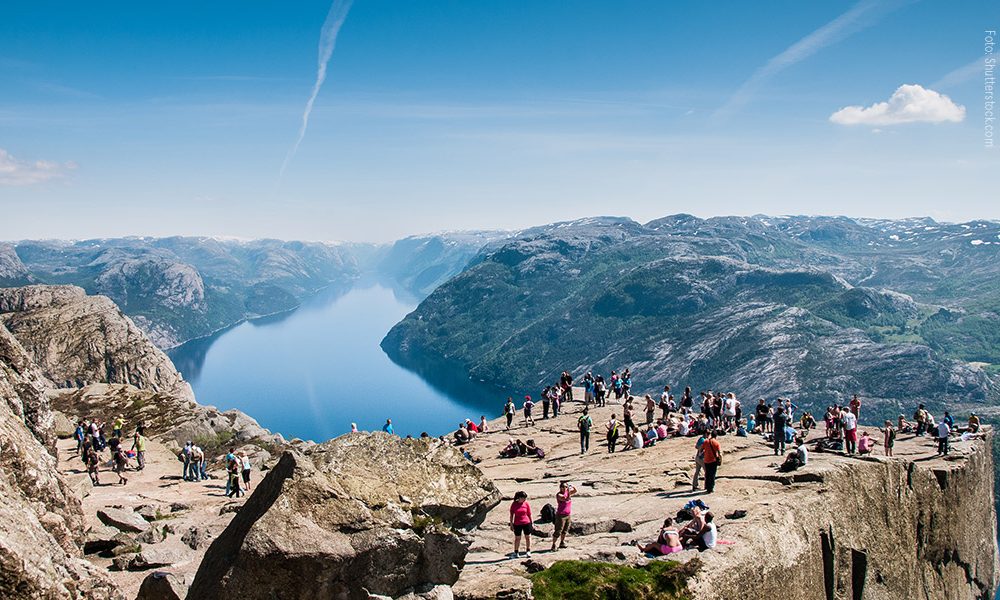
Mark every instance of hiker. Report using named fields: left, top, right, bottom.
left=113, top=446, right=129, bottom=485
left=897, top=414, right=913, bottom=434
left=181, top=441, right=193, bottom=481
left=465, top=418, right=480, bottom=435
left=842, top=408, right=858, bottom=455
left=578, top=408, right=593, bottom=454
left=679, top=506, right=706, bottom=546
left=131, top=430, right=146, bottom=471
left=523, top=396, right=535, bottom=426
left=241, top=452, right=252, bottom=491
left=191, top=444, right=205, bottom=481
left=227, top=458, right=243, bottom=498
left=583, top=372, right=595, bottom=405
left=224, top=448, right=237, bottom=496
left=773, top=408, right=788, bottom=456
left=508, top=491, right=533, bottom=558
left=112, top=414, right=125, bottom=439
left=644, top=394, right=656, bottom=424
left=691, top=432, right=707, bottom=492
left=504, top=397, right=516, bottom=430
left=623, top=398, right=636, bottom=435
left=606, top=414, right=621, bottom=453
left=702, top=430, right=722, bottom=494
left=640, top=518, right=683, bottom=556
left=453, top=424, right=471, bottom=445
left=595, top=375, right=607, bottom=407
left=541, top=386, right=551, bottom=419
left=881, top=421, right=896, bottom=457
left=550, top=482, right=577, bottom=551
left=681, top=386, right=693, bottom=416
left=659, top=386, right=671, bottom=420
left=849, top=394, right=861, bottom=420
left=550, top=386, right=561, bottom=417
left=695, top=512, right=718, bottom=551
left=723, top=393, right=738, bottom=431
left=560, top=371, right=574, bottom=403
left=383, top=419, right=394, bottom=435
left=937, top=418, right=951, bottom=455
left=86, top=445, right=101, bottom=486
left=73, top=421, right=85, bottom=455
left=914, top=404, right=928, bottom=437
left=479, top=415, right=489, bottom=434
left=858, top=431, right=876, bottom=455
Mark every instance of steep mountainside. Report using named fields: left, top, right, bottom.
left=0, top=317, right=121, bottom=598
left=11, top=237, right=360, bottom=347
left=0, top=285, right=194, bottom=400
left=375, top=231, right=510, bottom=299
left=0, top=242, right=34, bottom=286
left=384, top=215, right=1000, bottom=419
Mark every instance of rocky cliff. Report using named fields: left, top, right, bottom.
left=0, top=316, right=121, bottom=598
left=0, top=285, right=194, bottom=400
left=455, top=400, right=1000, bottom=600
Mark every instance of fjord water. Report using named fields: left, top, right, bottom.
left=167, top=282, right=502, bottom=442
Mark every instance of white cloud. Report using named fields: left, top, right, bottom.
left=0, top=148, right=77, bottom=186
left=716, top=0, right=911, bottom=119
left=829, top=84, right=965, bottom=126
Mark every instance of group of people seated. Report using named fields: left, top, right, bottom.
left=453, top=417, right=489, bottom=445
left=499, top=438, right=545, bottom=459
left=639, top=503, right=717, bottom=555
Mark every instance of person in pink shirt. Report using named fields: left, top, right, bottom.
left=509, top=491, right=533, bottom=558
left=550, top=481, right=577, bottom=551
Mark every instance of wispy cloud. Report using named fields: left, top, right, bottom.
left=830, top=84, right=965, bottom=125
left=280, top=0, right=354, bottom=179
left=716, top=0, right=911, bottom=119
left=0, top=148, right=77, bottom=186
left=931, top=57, right=987, bottom=89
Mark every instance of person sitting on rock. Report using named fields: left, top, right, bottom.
left=479, top=415, right=489, bottom=434
left=779, top=448, right=803, bottom=472
left=499, top=439, right=519, bottom=458
left=968, top=413, right=981, bottom=434
left=525, top=439, right=544, bottom=458
left=897, top=414, right=914, bottom=434
left=679, top=506, right=706, bottom=547
left=695, top=512, right=717, bottom=551
left=858, top=431, right=876, bottom=455
left=655, top=420, right=668, bottom=440
left=639, top=518, right=683, bottom=556
left=465, top=419, right=479, bottom=435
left=627, top=428, right=643, bottom=451
left=454, top=424, right=471, bottom=445
left=644, top=424, right=658, bottom=447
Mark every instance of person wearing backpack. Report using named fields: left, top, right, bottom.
left=503, top=397, right=516, bottom=431
left=606, top=414, right=621, bottom=453
left=578, top=408, right=593, bottom=454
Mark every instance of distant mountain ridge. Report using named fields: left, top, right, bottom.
left=383, top=214, right=1000, bottom=419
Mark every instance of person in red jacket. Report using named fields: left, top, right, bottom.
left=509, top=491, right=533, bottom=558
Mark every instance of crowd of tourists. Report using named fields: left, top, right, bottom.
left=73, top=415, right=148, bottom=486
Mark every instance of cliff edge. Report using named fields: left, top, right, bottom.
left=456, top=401, right=1000, bottom=600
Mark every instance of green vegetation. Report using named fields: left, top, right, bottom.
left=529, top=560, right=698, bottom=600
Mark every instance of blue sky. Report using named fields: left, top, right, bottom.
left=1, top=0, right=996, bottom=241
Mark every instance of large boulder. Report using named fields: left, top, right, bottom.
left=136, top=572, right=189, bottom=600
left=98, top=507, right=152, bottom=534
left=188, top=433, right=501, bottom=600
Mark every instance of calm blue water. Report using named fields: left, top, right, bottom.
left=167, top=282, right=504, bottom=442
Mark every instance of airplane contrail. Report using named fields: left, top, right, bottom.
left=280, top=0, right=354, bottom=179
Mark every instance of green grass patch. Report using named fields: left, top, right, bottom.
left=530, top=560, right=698, bottom=600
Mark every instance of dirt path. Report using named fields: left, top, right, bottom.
left=57, top=434, right=255, bottom=599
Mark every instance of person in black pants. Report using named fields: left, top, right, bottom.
left=703, top=430, right=722, bottom=494
left=773, top=407, right=788, bottom=456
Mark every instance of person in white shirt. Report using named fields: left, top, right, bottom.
left=630, top=430, right=644, bottom=450
left=698, top=512, right=718, bottom=551
left=842, top=410, right=858, bottom=455
left=937, top=420, right=951, bottom=455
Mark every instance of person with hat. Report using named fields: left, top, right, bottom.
left=523, top=396, right=535, bottom=427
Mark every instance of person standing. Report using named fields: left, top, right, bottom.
left=112, top=414, right=125, bottom=439
left=937, top=418, right=951, bottom=455
left=849, top=394, right=861, bottom=420
left=843, top=409, right=858, bottom=455
left=523, top=396, right=535, bottom=427
left=86, top=445, right=101, bottom=486
left=773, top=408, right=788, bottom=456
left=578, top=408, right=593, bottom=454
left=190, top=444, right=204, bottom=482
left=645, top=394, right=656, bottom=425
left=181, top=441, right=193, bottom=481
left=550, top=482, right=577, bottom=551
left=508, top=491, right=533, bottom=558
left=623, top=398, right=636, bottom=436
left=227, top=459, right=243, bottom=498
left=383, top=419, right=394, bottom=435
left=504, top=397, right=516, bottom=431
left=541, top=387, right=551, bottom=420
left=241, top=452, right=253, bottom=492
left=606, top=414, right=620, bottom=453
left=914, top=404, right=927, bottom=437
left=882, top=421, right=896, bottom=457
left=583, top=372, right=594, bottom=405
left=113, top=446, right=128, bottom=485
left=131, top=430, right=146, bottom=471
left=691, top=432, right=707, bottom=492
left=73, top=421, right=85, bottom=455
left=702, top=431, right=722, bottom=494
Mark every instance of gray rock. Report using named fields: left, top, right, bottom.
left=83, top=524, right=128, bottom=554
left=98, top=507, right=152, bottom=533
left=181, top=526, right=212, bottom=550
left=136, top=571, right=189, bottom=600
left=188, top=434, right=501, bottom=600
